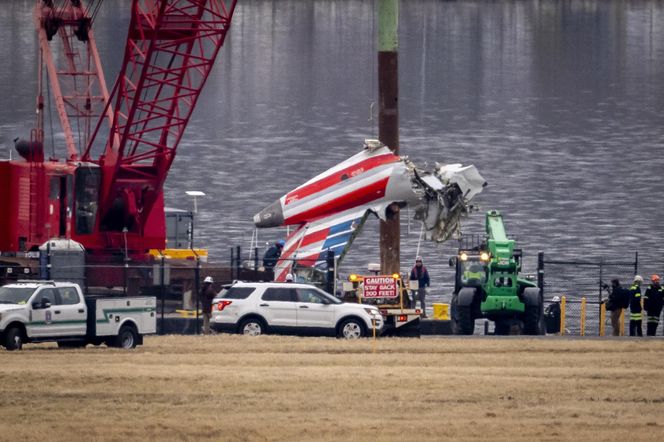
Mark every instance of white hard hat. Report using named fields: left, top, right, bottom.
left=204, top=276, right=213, bottom=283
left=415, top=256, right=423, bottom=262
left=634, top=275, right=643, bottom=284
left=552, top=296, right=560, bottom=302
left=285, top=273, right=294, bottom=282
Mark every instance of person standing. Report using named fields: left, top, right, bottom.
left=545, top=296, right=561, bottom=334
left=629, top=275, right=644, bottom=337
left=263, top=240, right=285, bottom=269
left=644, top=274, right=664, bottom=336
left=409, top=256, right=430, bottom=317
left=200, top=276, right=216, bottom=335
left=605, top=279, right=628, bottom=337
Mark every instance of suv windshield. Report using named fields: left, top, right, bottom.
left=0, top=287, right=37, bottom=304
left=317, top=289, right=343, bottom=304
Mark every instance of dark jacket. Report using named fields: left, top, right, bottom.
left=409, top=265, right=430, bottom=288
left=606, top=285, right=629, bottom=311
left=644, top=284, right=664, bottom=315
left=201, top=283, right=216, bottom=314
left=263, top=245, right=282, bottom=269
left=545, top=302, right=561, bottom=334
left=628, top=284, right=642, bottom=314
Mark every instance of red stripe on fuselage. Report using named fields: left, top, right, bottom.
left=285, top=153, right=399, bottom=205
left=285, top=177, right=390, bottom=225
left=299, top=228, right=330, bottom=248
left=293, top=254, right=318, bottom=267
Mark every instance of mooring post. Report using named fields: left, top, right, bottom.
left=378, top=0, right=400, bottom=275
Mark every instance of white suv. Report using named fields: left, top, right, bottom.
left=211, top=282, right=383, bottom=339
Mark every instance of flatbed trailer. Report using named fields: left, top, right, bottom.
left=342, top=274, right=421, bottom=337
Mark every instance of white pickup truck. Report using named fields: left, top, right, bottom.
left=0, top=281, right=156, bottom=350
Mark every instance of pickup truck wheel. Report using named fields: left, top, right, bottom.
left=339, top=318, right=365, bottom=339
left=238, top=317, right=265, bottom=336
left=3, top=326, right=24, bottom=351
left=116, top=325, right=138, bottom=349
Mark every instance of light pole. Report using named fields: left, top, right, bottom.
left=185, top=191, right=205, bottom=249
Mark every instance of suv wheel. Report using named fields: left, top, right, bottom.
left=239, top=317, right=265, bottom=336
left=339, top=318, right=365, bottom=339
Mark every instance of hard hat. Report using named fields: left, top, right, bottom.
left=204, top=276, right=213, bottom=283
left=415, top=256, right=423, bottom=262
left=277, top=239, right=286, bottom=247
left=285, top=273, right=294, bottom=282
left=634, top=275, right=643, bottom=284
left=652, top=274, right=660, bottom=282
left=552, top=296, right=560, bottom=302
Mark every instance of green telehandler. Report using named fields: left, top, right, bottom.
left=450, top=210, right=544, bottom=335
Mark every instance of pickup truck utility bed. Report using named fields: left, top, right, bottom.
left=0, top=281, right=156, bottom=350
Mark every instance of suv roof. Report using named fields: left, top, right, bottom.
left=231, top=281, right=320, bottom=289
left=4, top=281, right=78, bottom=288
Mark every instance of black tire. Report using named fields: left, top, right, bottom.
left=115, top=325, right=139, bottom=349
left=494, top=321, right=511, bottom=335
left=521, top=287, right=544, bottom=335
left=238, top=317, right=266, bottom=336
left=3, top=326, right=24, bottom=351
left=57, top=341, right=88, bottom=349
left=338, top=318, right=366, bottom=339
left=523, top=306, right=545, bottom=335
left=455, top=305, right=475, bottom=335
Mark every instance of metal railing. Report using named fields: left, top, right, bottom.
left=539, top=251, right=661, bottom=336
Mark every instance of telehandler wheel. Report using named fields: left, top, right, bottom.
left=523, top=306, right=545, bottom=335
left=494, top=321, right=511, bottom=335
left=455, top=305, right=475, bottom=335
left=522, top=287, right=545, bottom=335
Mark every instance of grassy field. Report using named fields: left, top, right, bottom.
left=1, top=336, right=664, bottom=441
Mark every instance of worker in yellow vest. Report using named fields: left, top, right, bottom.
left=628, top=275, right=643, bottom=337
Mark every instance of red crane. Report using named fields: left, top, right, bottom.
left=0, top=1, right=237, bottom=260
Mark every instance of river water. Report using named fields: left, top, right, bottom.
left=1, top=0, right=663, bottom=309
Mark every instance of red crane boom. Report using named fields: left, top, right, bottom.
left=84, top=0, right=237, bottom=242
left=0, top=0, right=237, bottom=260
left=33, top=0, right=112, bottom=161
